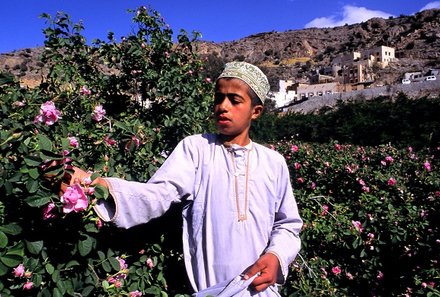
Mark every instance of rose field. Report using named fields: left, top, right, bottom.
left=0, top=6, right=439, bottom=297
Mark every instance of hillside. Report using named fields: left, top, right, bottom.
left=196, top=8, right=440, bottom=88
left=1, top=8, right=439, bottom=90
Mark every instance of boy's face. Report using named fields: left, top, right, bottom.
left=214, top=78, right=263, bottom=145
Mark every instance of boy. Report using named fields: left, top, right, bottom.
left=67, top=61, right=302, bottom=296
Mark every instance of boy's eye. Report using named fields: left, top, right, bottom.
left=214, top=94, right=224, bottom=104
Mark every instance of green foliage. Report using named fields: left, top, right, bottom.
left=274, top=141, right=439, bottom=296
left=0, top=6, right=210, bottom=296
left=252, top=94, right=440, bottom=149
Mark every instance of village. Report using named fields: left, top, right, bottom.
left=271, top=45, right=439, bottom=109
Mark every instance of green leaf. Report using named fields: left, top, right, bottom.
left=109, top=257, right=121, bottom=271
left=102, top=261, right=111, bottom=272
left=97, top=250, right=105, bottom=261
left=26, top=240, right=44, bottom=255
left=37, top=134, right=53, bottom=151
left=81, top=286, right=95, bottom=296
left=26, top=178, right=40, bottom=193
left=53, top=287, right=63, bottom=297
left=52, top=269, right=60, bottom=283
left=45, top=263, right=55, bottom=274
left=93, top=184, right=109, bottom=199
left=0, top=254, right=22, bottom=267
left=29, top=167, right=40, bottom=179
left=40, top=149, right=64, bottom=161
left=0, top=224, right=22, bottom=236
left=24, top=155, right=43, bottom=166
left=0, top=261, right=8, bottom=276
left=0, top=231, right=8, bottom=249
left=65, top=260, right=80, bottom=269
left=78, top=235, right=94, bottom=256
left=25, top=194, right=51, bottom=207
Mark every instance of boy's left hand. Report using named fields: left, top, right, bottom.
left=243, top=253, right=279, bottom=292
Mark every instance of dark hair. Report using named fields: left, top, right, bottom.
left=215, top=78, right=263, bottom=107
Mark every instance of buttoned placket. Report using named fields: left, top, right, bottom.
left=228, top=146, right=251, bottom=222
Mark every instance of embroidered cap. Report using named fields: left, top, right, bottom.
left=217, top=61, right=269, bottom=104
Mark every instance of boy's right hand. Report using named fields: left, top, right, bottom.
left=60, top=167, right=92, bottom=194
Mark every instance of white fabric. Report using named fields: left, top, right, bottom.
left=94, top=134, right=302, bottom=296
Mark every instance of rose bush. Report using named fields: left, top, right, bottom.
left=0, top=6, right=212, bottom=296
left=274, top=140, right=439, bottom=296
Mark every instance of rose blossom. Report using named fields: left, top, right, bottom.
left=91, top=105, right=106, bottom=122
left=321, top=205, right=329, bottom=216
left=146, top=258, right=154, bottom=269
left=352, top=220, right=363, bottom=233
left=332, top=266, right=342, bottom=275
left=385, top=156, right=394, bottom=163
left=13, top=264, right=25, bottom=278
left=377, top=270, right=384, bottom=280
left=34, top=101, right=61, bottom=126
left=424, top=162, right=431, bottom=172
left=42, top=202, right=57, bottom=220
left=387, top=177, right=397, bottom=186
left=291, top=145, right=299, bottom=152
left=61, top=184, right=89, bottom=213
left=68, top=136, right=79, bottom=148
left=23, top=281, right=33, bottom=290
left=130, top=291, right=142, bottom=297
left=117, top=257, right=128, bottom=270
left=80, top=86, right=91, bottom=95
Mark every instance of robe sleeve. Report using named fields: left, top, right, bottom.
left=264, top=158, right=302, bottom=284
left=94, top=137, right=199, bottom=229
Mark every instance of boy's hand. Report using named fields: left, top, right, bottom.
left=60, top=167, right=91, bottom=193
left=243, top=253, right=279, bottom=292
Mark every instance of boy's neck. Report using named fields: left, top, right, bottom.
left=218, top=134, right=251, bottom=147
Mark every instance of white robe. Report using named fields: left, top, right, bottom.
left=95, top=134, right=302, bottom=296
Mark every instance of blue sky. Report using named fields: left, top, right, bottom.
left=1, top=1, right=439, bottom=54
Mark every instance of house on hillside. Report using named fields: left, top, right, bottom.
left=331, top=45, right=397, bottom=86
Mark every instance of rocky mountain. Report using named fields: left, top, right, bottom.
left=196, top=8, right=440, bottom=89
left=1, top=8, right=439, bottom=90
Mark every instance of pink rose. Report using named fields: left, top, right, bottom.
left=146, top=258, right=154, bottom=269
left=23, top=281, right=33, bottom=290
left=92, top=105, right=106, bottom=122
left=321, top=205, right=329, bottom=216
left=13, top=264, right=25, bottom=278
left=68, top=136, right=79, bottom=148
left=424, top=162, right=431, bottom=171
left=80, top=86, right=91, bottom=95
left=61, top=184, right=89, bottom=213
left=294, top=162, right=301, bottom=170
left=387, top=177, right=397, bottom=186
left=352, top=220, right=363, bottom=233
left=377, top=271, right=384, bottom=280
left=385, top=156, right=394, bottom=163
left=130, top=290, right=143, bottom=297
left=117, top=257, right=128, bottom=270
left=34, top=101, right=62, bottom=126
left=334, top=143, right=341, bottom=151
left=42, top=202, right=57, bottom=220
left=291, top=145, right=299, bottom=152
left=332, top=266, right=342, bottom=275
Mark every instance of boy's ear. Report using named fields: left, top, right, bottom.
left=251, top=105, right=264, bottom=120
